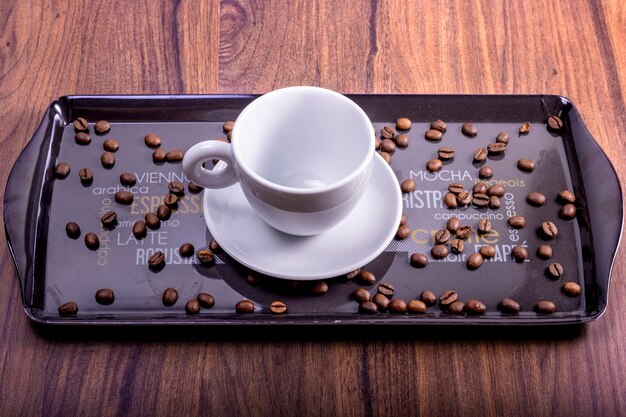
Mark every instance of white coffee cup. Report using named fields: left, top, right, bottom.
left=183, top=86, right=375, bottom=236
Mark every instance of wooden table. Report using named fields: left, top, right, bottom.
left=1, top=1, right=625, bottom=415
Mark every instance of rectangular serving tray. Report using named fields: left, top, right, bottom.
left=4, top=94, right=622, bottom=326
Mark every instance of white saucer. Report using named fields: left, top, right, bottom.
left=203, top=153, right=402, bottom=280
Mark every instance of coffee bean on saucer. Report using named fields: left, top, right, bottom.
left=95, top=288, right=115, bottom=305
left=75, top=132, right=91, bottom=145
left=359, top=301, right=378, bottom=314
left=133, top=220, right=147, bottom=238
left=380, top=126, right=397, bottom=140
left=430, top=119, right=447, bottom=132
left=409, top=253, right=428, bottom=268
left=120, top=172, right=136, bottom=186
left=558, top=190, right=576, bottom=204
left=537, top=244, right=552, bottom=259
left=487, top=184, right=505, bottom=197
left=162, top=288, right=178, bottom=306
left=197, top=249, right=215, bottom=265
left=94, top=120, right=110, bottom=134
left=101, top=152, right=115, bottom=168
left=444, top=193, right=458, bottom=208
left=559, top=204, right=577, bottom=220
left=448, top=183, right=465, bottom=195
left=407, top=299, right=427, bottom=314
left=451, top=238, right=464, bottom=254
left=479, top=245, right=496, bottom=259
left=179, top=243, right=194, bottom=257
left=527, top=192, right=546, bottom=207
left=472, top=183, right=488, bottom=195
left=163, top=194, right=178, bottom=207
left=197, top=293, right=215, bottom=309
left=478, top=166, right=493, bottom=179
left=461, top=122, right=477, bottom=137
left=395, top=225, right=411, bottom=240
left=145, top=213, right=160, bottom=230
left=547, top=262, right=564, bottom=279
left=148, top=251, right=165, bottom=269
left=353, top=288, right=371, bottom=303
left=457, top=191, right=472, bottom=206
left=541, top=221, right=558, bottom=239
left=439, top=290, right=457, bottom=307
left=448, top=301, right=465, bottom=315
left=562, top=282, right=582, bottom=297
left=380, top=151, right=392, bottom=164
left=472, top=193, right=489, bottom=208
left=54, top=162, right=70, bottom=179
left=489, top=196, right=501, bottom=209
left=188, top=182, right=203, bottom=193
left=466, top=253, right=483, bottom=270
left=377, top=281, right=394, bottom=297
left=103, top=139, right=119, bottom=152
left=223, top=120, right=235, bottom=133
left=156, top=204, right=171, bottom=220
left=236, top=300, right=255, bottom=314
left=508, top=215, right=526, bottom=228
left=209, top=239, right=221, bottom=253
left=388, top=299, right=407, bottom=314
left=144, top=134, right=161, bottom=148
left=511, top=245, right=528, bottom=262
left=79, top=168, right=93, bottom=185
left=473, top=148, right=488, bottom=162
left=425, top=129, right=443, bottom=141
left=547, top=115, right=564, bottom=131
left=101, top=211, right=117, bottom=229
left=73, top=117, right=89, bottom=132
left=58, top=301, right=78, bottom=316
left=166, top=149, right=184, bottom=162
left=185, top=299, right=200, bottom=315
left=487, top=142, right=506, bottom=154
left=517, top=158, right=535, bottom=172
left=535, top=300, right=556, bottom=314
left=431, top=244, right=449, bottom=259
left=84, top=233, right=99, bottom=250
left=477, top=219, right=492, bottom=234
left=395, top=118, right=412, bottom=130
left=400, top=179, right=416, bottom=193
left=65, top=222, right=81, bottom=239
left=168, top=181, right=185, bottom=195
left=519, top=122, right=531, bottom=134
left=495, top=132, right=509, bottom=144
left=311, top=280, right=328, bottom=295
left=115, top=191, right=134, bottom=205
left=446, top=217, right=460, bottom=233
left=455, top=225, right=471, bottom=239
left=465, top=299, right=486, bottom=315
left=420, top=290, right=437, bottom=306
left=358, top=270, right=376, bottom=285
left=435, top=229, right=451, bottom=244
left=395, top=134, right=409, bottom=148
left=499, top=298, right=521, bottom=314
left=269, top=300, right=287, bottom=314
left=152, top=148, right=166, bottom=163
left=438, top=147, right=455, bottom=160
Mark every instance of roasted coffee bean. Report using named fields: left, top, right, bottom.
left=456, top=225, right=471, bottom=239
left=197, top=293, right=215, bottom=309
left=395, top=117, right=411, bottom=130
left=73, top=117, right=89, bottom=132
left=58, top=301, right=78, bottom=316
left=388, top=299, right=408, bottom=314
left=162, top=288, right=178, bottom=306
left=152, top=148, right=166, bottom=163
left=209, top=239, right=221, bottom=253
left=439, top=290, right=458, bottom=306
left=156, top=204, right=171, bottom=220
left=95, top=289, right=115, bottom=305
left=374, top=137, right=381, bottom=150
left=444, top=193, right=458, bottom=208
left=457, top=191, right=472, bottom=206
left=353, top=288, right=371, bottom=303
left=269, top=300, right=287, bottom=314
left=478, top=166, right=493, bottom=179
left=558, top=190, right=576, bottom=204
left=511, top=245, right=528, bottom=262
left=94, top=120, right=110, bottom=134
left=448, top=183, right=465, bottom=194
left=461, top=122, right=477, bottom=137
left=438, top=146, right=455, bottom=160
left=380, top=139, right=396, bottom=153
left=446, top=217, right=460, bottom=233
left=66, top=222, right=81, bottom=239
left=407, top=299, right=427, bottom=314
left=479, top=245, right=496, bottom=259
left=499, top=298, right=520, bottom=314
left=168, top=181, right=185, bottom=195
left=380, top=126, right=397, bottom=139
left=75, top=132, right=91, bottom=145
left=425, top=129, right=443, bottom=141
left=487, top=184, right=505, bottom=197
left=115, top=190, right=133, bottom=205
left=133, top=220, right=147, bottom=238
left=448, top=301, right=465, bottom=315
left=489, top=196, right=501, bottom=209
left=311, top=280, right=328, bottom=294
left=400, top=179, right=416, bottom=193
left=179, top=243, right=195, bottom=257
left=359, top=301, right=378, bottom=314
left=188, top=182, right=203, bottom=193
left=54, top=162, right=70, bottom=179
left=487, top=142, right=506, bottom=154
left=103, top=139, right=119, bottom=152
left=508, top=216, right=526, bottom=228
left=185, top=299, right=200, bottom=315
left=380, top=151, right=392, bottom=164
left=166, top=149, right=184, bottom=162
left=472, top=193, right=489, bottom=208
left=547, top=262, right=564, bottom=279
left=101, top=152, right=115, bottom=168
left=346, top=269, right=361, bottom=279
left=197, top=249, right=215, bottom=265
left=79, top=168, right=93, bottom=185
left=164, top=193, right=178, bottom=207
left=562, top=282, right=582, bottom=297
left=430, top=119, right=447, bottom=132
left=395, top=134, right=409, bottom=148
left=466, top=253, right=483, bottom=270
left=464, top=299, right=486, bottom=315
left=223, top=120, right=235, bottom=133
left=120, top=172, right=136, bottom=186
left=527, top=192, right=546, bottom=207
left=409, top=253, right=428, bottom=268
left=399, top=213, right=408, bottom=226
left=145, top=212, right=160, bottom=230
left=420, top=290, right=437, bottom=306
left=358, top=270, right=376, bottom=285
left=372, top=293, right=389, bottom=311
left=495, top=132, right=509, bottom=144
left=431, top=244, right=449, bottom=259
left=426, top=158, right=442, bottom=172
left=236, top=300, right=255, bottom=314
left=435, top=229, right=451, bottom=244
left=473, top=148, right=488, bottom=162
left=396, top=225, right=411, bottom=240
left=519, top=122, right=531, bottom=134
left=144, top=133, right=161, bottom=147
left=535, top=300, right=556, bottom=314
left=472, top=183, right=488, bottom=195
left=541, top=221, right=558, bottom=239
left=547, top=115, right=564, bottom=131
left=451, top=238, right=464, bottom=254
left=477, top=219, right=492, bottom=233
left=537, top=244, right=553, bottom=259
left=148, top=251, right=165, bottom=268
left=560, top=204, right=577, bottom=220
left=84, top=232, right=99, bottom=250
left=101, top=211, right=117, bottom=229
left=517, top=158, right=535, bottom=172
left=377, top=281, right=395, bottom=297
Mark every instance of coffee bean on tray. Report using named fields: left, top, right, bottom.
left=407, top=300, right=427, bottom=314
left=168, top=181, right=185, bottom=195
left=54, top=162, right=70, bottom=179
left=446, top=217, right=460, bottom=233
left=547, top=262, right=564, bottom=279
left=410, top=253, right=428, bottom=268
left=94, top=120, right=110, bottom=134
left=527, top=192, right=546, bottom=207
left=353, top=288, right=371, bottom=303
left=380, top=126, right=397, bottom=140
left=431, top=244, right=449, bottom=259
left=430, top=119, right=447, bottom=132
left=508, top=215, right=526, bottom=228
left=270, top=300, right=287, bottom=314
left=519, top=122, right=531, bottom=134
left=208, top=239, right=221, bottom=253
left=58, top=301, right=78, bottom=316
left=399, top=213, right=407, bottom=226
left=164, top=194, right=178, bottom=207
left=451, top=238, right=464, bottom=254
left=472, top=193, right=489, bottom=208
left=145, top=213, right=160, bottom=230
left=477, top=219, right=491, bottom=233
left=456, top=225, right=471, bottom=239
left=358, top=270, right=376, bottom=285
left=517, top=158, right=535, bottom=172
left=311, top=281, right=328, bottom=294
left=400, top=179, right=416, bottom=193
left=395, top=134, right=409, bottom=148
left=472, top=183, right=488, bottom=195
left=479, top=166, right=493, bottom=179
left=380, top=139, right=396, bottom=153
left=395, top=118, right=411, bottom=130
left=166, top=149, right=184, bottom=162
left=188, top=182, right=203, bottom=193
left=489, top=196, right=501, bottom=209
left=448, top=183, right=464, bottom=194
left=236, top=300, right=255, bottom=314
left=119, top=172, right=136, bottom=186
left=562, top=282, right=582, bottom=297
left=511, top=245, right=528, bottom=262
left=461, top=122, right=477, bottom=137
left=152, top=149, right=166, bottom=163
left=438, top=147, right=455, bottom=160
left=162, top=288, right=178, bottom=306
left=185, top=299, right=200, bottom=315
left=77, top=168, right=92, bottom=185
left=377, top=281, right=395, bottom=297
left=473, top=148, right=488, bottom=162
left=495, top=132, right=509, bottom=144
left=420, top=290, right=437, bottom=306
left=537, top=244, right=552, bottom=259
left=179, top=243, right=195, bottom=257
left=499, top=298, right=520, bottom=314
left=425, top=129, right=443, bottom=141
left=541, top=221, right=558, bottom=239
left=65, top=222, right=81, bottom=239
left=101, top=211, right=117, bottom=229
left=559, top=204, right=577, bottom=220
left=197, top=293, right=215, bottom=309
left=558, top=190, right=576, bottom=204
left=346, top=269, right=361, bottom=280
left=439, top=290, right=457, bottom=306
left=547, top=115, right=564, bottom=131
left=73, top=117, right=89, bottom=132
left=359, top=301, right=378, bottom=314
left=103, top=139, right=119, bottom=152
left=197, top=249, right=215, bottom=265
left=115, top=191, right=134, bottom=205
left=374, top=137, right=381, bottom=150
left=444, top=193, right=458, bottom=208
left=144, top=134, right=161, bottom=148
left=95, top=288, right=115, bottom=305
left=487, top=142, right=506, bottom=154
left=534, top=300, right=556, bottom=314
left=388, top=299, right=407, bottom=314
left=448, top=301, right=465, bottom=315
left=380, top=151, right=392, bottom=164
left=457, top=191, right=472, bottom=206
left=464, top=299, right=486, bottom=315
left=75, top=132, right=91, bottom=145
left=148, top=251, right=165, bottom=269
left=84, top=232, right=99, bottom=250
left=223, top=120, right=235, bottom=133
left=466, top=253, right=483, bottom=270
left=487, top=184, right=505, bottom=197
left=156, top=204, right=171, bottom=220
left=396, top=225, right=411, bottom=240
left=133, top=220, right=147, bottom=238
left=479, top=245, right=496, bottom=258
left=435, top=229, right=451, bottom=244
left=101, top=152, right=115, bottom=168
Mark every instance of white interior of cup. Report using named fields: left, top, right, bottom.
left=232, top=87, right=373, bottom=192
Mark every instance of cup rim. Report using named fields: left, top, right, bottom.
left=230, top=86, right=374, bottom=195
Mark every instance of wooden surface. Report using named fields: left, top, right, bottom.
left=1, top=0, right=625, bottom=416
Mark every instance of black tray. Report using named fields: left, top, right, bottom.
left=4, top=94, right=622, bottom=326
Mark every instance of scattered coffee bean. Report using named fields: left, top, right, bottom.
left=508, top=215, right=526, bottom=229
left=448, top=183, right=465, bottom=194
left=163, top=194, right=178, bottom=208
left=118, top=172, right=136, bottom=187
left=559, top=204, right=577, bottom=220
left=425, top=129, right=443, bottom=141
left=75, top=132, right=91, bottom=145
left=185, top=299, right=200, bottom=315
left=487, top=142, right=506, bottom=154
left=457, top=191, right=472, bottom=206
left=400, top=213, right=408, bottom=226
left=487, top=184, right=505, bottom=197
left=54, top=162, right=70, bottom=179
left=84, top=233, right=99, bottom=250
left=535, top=300, right=556, bottom=314
left=197, top=249, right=215, bottom=265
left=197, top=293, right=215, bottom=309
left=444, top=193, right=458, bottom=208
left=478, top=166, right=493, bottom=179
left=78, top=168, right=93, bottom=186
left=65, top=222, right=81, bottom=239
left=103, top=139, right=119, bottom=152
left=461, top=122, right=477, bottom=137
left=388, top=299, right=408, bottom=314
left=519, top=122, right=531, bottom=134
left=472, top=193, right=489, bottom=208
left=446, top=217, right=460, bottom=233
left=179, top=243, right=194, bottom=257
left=73, top=117, right=89, bottom=132
left=58, top=301, right=78, bottom=316
left=464, top=299, right=486, bottom=315
left=380, top=151, right=392, bottom=164
left=380, top=126, right=397, bottom=140
left=466, top=253, right=483, bottom=270
left=115, top=190, right=134, bottom=205
left=269, top=300, right=287, bottom=314
left=430, top=119, right=447, bottom=132
left=479, top=245, right=496, bottom=258
left=511, top=245, right=528, bottom=262
left=395, top=134, right=409, bottom=148
left=477, top=219, right=492, bottom=233
left=101, top=211, right=117, bottom=229
left=236, top=300, right=255, bottom=314
left=420, top=290, right=437, bottom=306
left=94, top=120, right=110, bottom=134
left=431, top=244, right=449, bottom=259
left=537, top=244, right=553, bottom=259
left=448, top=301, right=465, bottom=315
left=101, top=152, right=115, bottom=168
left=209, top=239, right=221, bottom=252
left=168, top=181, right=185, bottom=196
left=499, top=298, right=520, bottom=314
left=451, top=238, right=464, bottom=254
left=558, top=190, right=576, bottom=204
left=372, top=293, right=389, bottom=311
left=380, top=139, right=396, bottom=153
left=562, top=282, right=582, bottom=297
left=547, top=115, right=564, bottom=131
left=162, top=288, right=178, bottom=306
left=166, top=149, right=184, bottom=162
left=541, top=221, right=558, bottom=239
left=353, top=288, right=371, bottom=303
left=438, top=146, right=455, bottom=160
left=473, top=148, right=488, bottom=162
left=547, top=263, right=564, bottom=279
left=156, top=204, right=171, bottom=220
left=395, top=118, right=411, bottom=130
left=133, top=220, right=147, bottom=238
left=377, top=281, right=395, bottom=297
left=95, top=288, right=115, bottom=305
left=145, top=212, right=160, bottom=230
left=489, top=196, right=501, bottom=209
left=152, top=148, right=166, bottom=163
left=375, top=137, right=381, bottom=150
left=346, top=269, right=361, bottom=280
left=472, top=183, right=488, bottom=195
left=495, top=132, right=509, bottom=144
left=527, top=192, right=546, bottom=207
left=396, top=225, right=411, bottom=240
left=435, top=229, right=451, bottom=244
left=144, top=134, right=161, bottom=148
left=359, top=301, right=378, bottom=314
left=456, top=225, right=472, bottom=239
left=409, top=253, right=428, bottom=268
left=148, top=251, right=165, bottom=268
left=400, top=179, right=416, bottom=193
left=517, top=158, right=534, bottom=172
left=358, top=270, right=376, bottom=285
left=407, top=299, right=427, bottom=314
left=223, top=120, right=235, bottom=133
left=188, top=182, right=203, bottom=193
left=426, top=158, right=442, bottom=172
left=311, top=280, right=328, bottom=294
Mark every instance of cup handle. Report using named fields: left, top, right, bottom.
left=183, top=140, right=239, bottom=189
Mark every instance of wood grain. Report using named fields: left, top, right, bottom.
left=1, top=0, right=626, bottom=416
